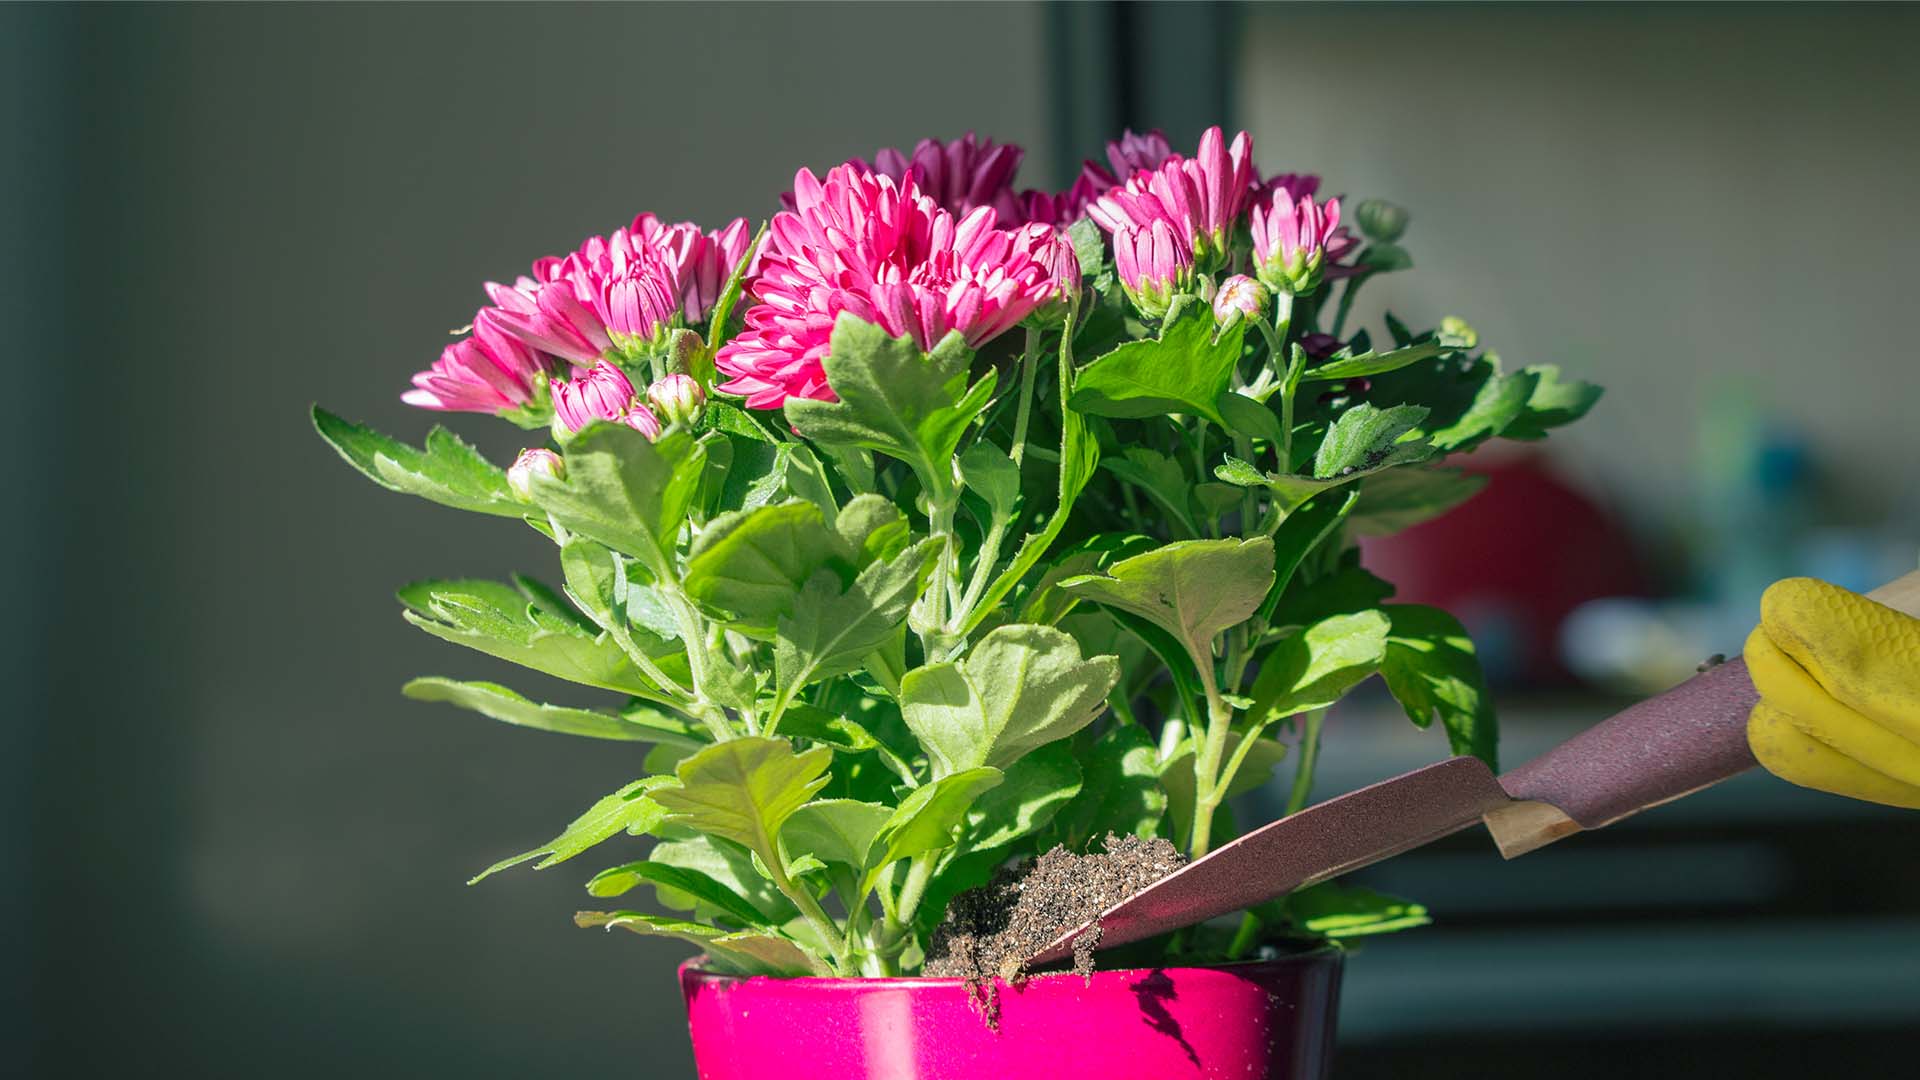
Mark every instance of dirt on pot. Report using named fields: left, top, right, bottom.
left=924, top=834, right=1186, bottom=1023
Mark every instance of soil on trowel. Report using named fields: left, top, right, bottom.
left=924, top=834, right=1186, bottom=1024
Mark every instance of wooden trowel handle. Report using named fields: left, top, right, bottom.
left=1485, top=570, right=1920, bottom=857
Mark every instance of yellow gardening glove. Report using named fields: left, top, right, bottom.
left=1745, top=577, right=1920, bottom=809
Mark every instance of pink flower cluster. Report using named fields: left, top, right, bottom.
left=1079, top=127, right=1359, bottom=316
left=404, top=126, right=1360, bottom=422
left=404, top=215, right=749, bottom=417
left=821, top=130, right=1179, bottom=230
left=716, top=165, right=1076, bottom=409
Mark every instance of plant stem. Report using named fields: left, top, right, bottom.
left=1187, top=675, right=1235, bottom=859
left=1329, top=271, right=1369, bottom=340
left=1251, top=293, right=1302, bottom=468
left=768, top=854, right=849, bottom=974
left=1009, top=327, right=1044, bottom=470
left=872, top=854, right=935, bottom=965
left=1285, top=708, right=1328, bottom=816
left=894, top=853, right=935, bottom=929
left=1225, top=911, right=1262, bottom=960
left=950, top=515, right=1008, bottom=634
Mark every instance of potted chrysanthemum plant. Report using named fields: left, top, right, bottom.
left=315, top=126, right=1598, bottom=1079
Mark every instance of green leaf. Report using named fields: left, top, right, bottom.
left=957, top=741, right=1081, bottom=851
left=402, top=677, right=684, bottom=743
left=1257, top=489, right=1361, bottom=624
left=1427, top=368, right=1536, bottom=451
left=1047, top=725, right=1167, bottom=850
left=311, top=407, right=524, bottom=518
left=900, top=623, right=1119, bottom=776
left=721, top=439, right=838, bottom=519
left=1161, top=734, right=1286, bottom=846
left=870, top=767, right=1004, bottom=869
left=784, top=316, right=993, bottom=499
left=470, top=777, right=671, bottom=883
left=1314, top=403, right=1435, bottom=478
left=783, top=799, right=894, bottom=873
left=1190, top=482, right=1242, bottom=524
left=397, top=578, right=661, bottom=696
left=531, top=424, right=707, bottom=566
left=1349, top=467, right=1488, bottom=536
left=1015, top=534, right=1151, bottom=628
left=1246, top=611, right=1390, bottom=725
left=1059, top=537, right=1274, bottom=687
left=1501, top=364, right=1604, bottom=440
left=573, top=911, right=822, bottom=977
left=778, top=704, right=917, bottom=785
left=1282, top=881, right=1431, bottom=939
left=1381, top=604, right=1497, bottom=767
left=773, top=537, right=941, bottom=700
left=1300, top=340, right=1443, bottom=382
left=652, top=737, right=834, bottom=872
left=959, top=327, right=1101, bottom=636
left=684, top=501, right=843, bottom=634
left=1217, top=391, right=1286, bottom=447
left=958, top=442, right=1021, bottom=523
left=702, top=221, right=765, bottom=363
left=1269, top=563, right=1397, bottom=628
left=648, top=836, right=797, bottom=923
left=705, top=400, right=779, bottom=444
left=775, top=704, right=881, bottom=754
left=1069, top=299, right=1244, bottom=425
left=1067, top=217, right=1107, bottom=281
left=583, top=860, right=773, bottom=928
left=834, top=493, right=911, bottom=568
left=1102, top=449, right=1198, bottom=537
left=1222, top=405, right=1438, bottom=514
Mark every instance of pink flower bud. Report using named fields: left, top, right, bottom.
left=1212, top=274, right=1270, bottom=326
left=1111, top=219, right=1194, bottom=319
left=551, top=360, right=658, bottom=439
left=647, top=373, right=707, bottom=426
left=1251, top=190, right=1356, bottom=297
left=506, top=448, right=564, bottom=502
left=624, top=403, right=662, bottom=439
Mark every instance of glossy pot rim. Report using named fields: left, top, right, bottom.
left=678, top=941, right=1345, bottom=991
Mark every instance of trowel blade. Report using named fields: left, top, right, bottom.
left=1025, top=756, right=1513, bottom=966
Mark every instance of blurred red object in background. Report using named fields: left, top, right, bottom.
left=1359, top=450, right=1648, bottom=685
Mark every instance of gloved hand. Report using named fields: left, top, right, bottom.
left=1745, top=577, right=1920, bottom=809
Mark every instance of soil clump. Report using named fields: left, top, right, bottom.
left=924, top=834, right=1185, bottom=1022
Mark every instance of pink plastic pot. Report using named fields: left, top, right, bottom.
left=679, top=947, right=1344, bottom=1080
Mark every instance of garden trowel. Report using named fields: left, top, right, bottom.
left=1027, top=571, right=1920, bottom=966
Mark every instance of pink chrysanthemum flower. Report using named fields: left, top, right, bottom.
left=1016, top=129, right=1178, bottom=228
left=868, top=132, right=1024, bottom=221
left=718, top=165, right=1071, bottom=410
left=402, top=312, right=556, bottom=416
left=1251, top=188, right=1354, bottom=296
left=1088, top=126, right=1257, bottom=268
left=1012, top=221, right=1082, bottom=320
left=1015, top=175, right=1102, bottom=230
left=1084, top=128, right=1176, bottom=188
left=785, top=133, right=1026, bottom=222
left=1261, top=172, right=1322, bottom=203
left=1111, top=219, right=1195, bottom=320
left=630, top=214, right=754, bottom=324
left=551, top=360, right=662, bottom=438
left=481, top=216, right=751, bottom=367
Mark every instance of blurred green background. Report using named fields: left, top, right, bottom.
left=7, top=3, right=1916, bottom=1077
